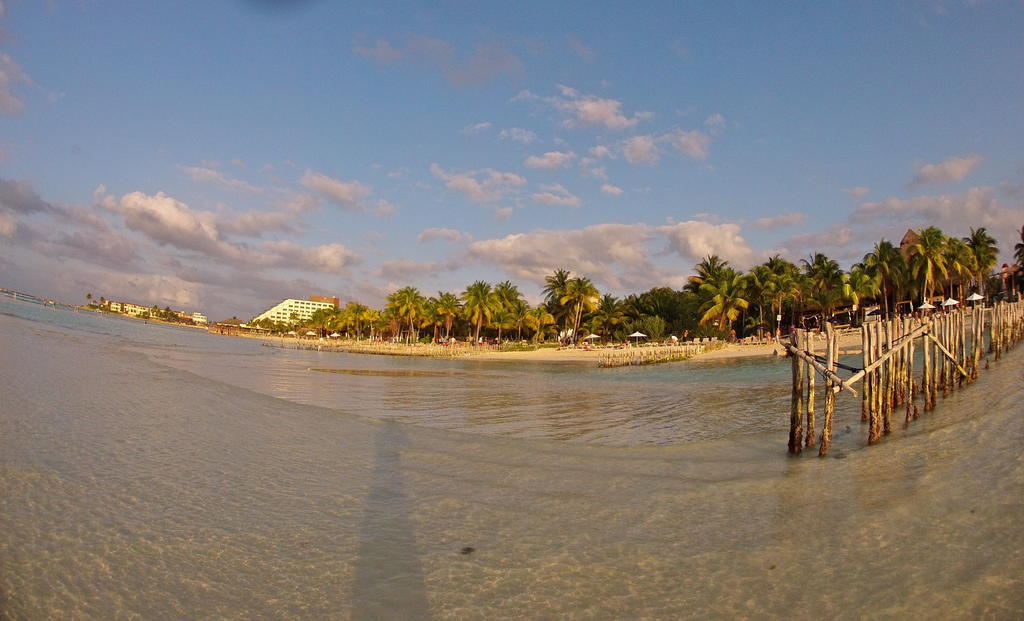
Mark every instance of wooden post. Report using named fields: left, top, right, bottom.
left=819, top=323, right=836, bottom=457
left=805, top=330, right=816, bottom=448
left=922, top=320, right=932, bottom=411
left=789, top=329, right=805, bottom=454
left=868, top=322, right=883, bottom=444
left=905, top=317, right=916, bottom=422
left=860, top=324, right=870, bottom=422
left=882, top=318, right=893, bottom=435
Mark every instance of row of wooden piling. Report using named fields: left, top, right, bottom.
left=598, top=343, right=714, bottom=367
left=787, top=300, right=1024, bottom=456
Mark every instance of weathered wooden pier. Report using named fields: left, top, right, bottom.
left=786, top=300, right=1023, bottom=456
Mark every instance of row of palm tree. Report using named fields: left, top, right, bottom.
left=251, top=225, right=1015, bottom=342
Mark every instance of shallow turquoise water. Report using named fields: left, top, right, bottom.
left=1, top=295, right=1021, bottom=619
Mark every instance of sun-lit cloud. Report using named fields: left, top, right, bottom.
left=521, top=85, right=649, bottom=131
left=300, top=170, right=372, bottom=210
left=532, top=183, right=581, bottom=208
left=430, top=163, right=526, bottom=203
left=910, top=154, right=983, bottom=186
left=418, top=227, right=473, bottom=243
left=460, top=121, right=492, bottom=136
left=600, top=184, right=623, bottom=196
left=354, top=35, right=524, bottom=87
left=753, top=212, right=805, bottom=229
left=0, top=53, right=33, bottom=116
left=498, top=127, right=539, bottom=143
left=842, top=186, right=870, bottom=199
left=622, top=135, right=660, bottom=165
left=665, top=129, right=712, bottom=160
left=524, top=150, right=575, bottom=169
left=180, top=165, right=263, bottom=194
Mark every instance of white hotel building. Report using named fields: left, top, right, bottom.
left=253, top=297, right=338, bottom=324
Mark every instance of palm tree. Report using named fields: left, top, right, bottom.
left=944, top=237, right=976, bottom=300
left=525, top=306, right=555, bottom=342
left=434, top=292, right=461, bottom=339
left=802, top=253, right=843, bottom=326
left=686, top=255, right=729, bottom=293
left=698, top=268, right=749, bottom=332
left=907, top=226, right=949, bottom=304
left=462, top=281, right=500, bottom=342
left=494, top=281, right=523, bottom=312
left=843, top=267, right=880, bottom=325
left=591, top=294, right=625, bottom=340
left=964, top=227, right=998, bottom=296
left=560, top=276, right=600, bottom=343
left=508, top=299, right=529, bottom=341
left=387, top=286, right=425, bottom=343
left=542, top=269, right=572, bottom=335
left=85, top=292, right=93, bottom=306
left=863, top=240, right=903, bottom=317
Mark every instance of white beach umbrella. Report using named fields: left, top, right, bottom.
left=330, top=332, right=340, bottom=338
left=628, top=331, right=647, bottom=342
left=918, top=302, right=935, bottom=310
left=966, top=293, right=983, bottom=302
left=583, top=333, right=601, bottom=340
left=941, top=298, right=959, bottom=307
left=305, top=330, right=317, bottom=336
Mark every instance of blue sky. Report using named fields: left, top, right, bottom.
left=1, top=0, right=1022, bottom=319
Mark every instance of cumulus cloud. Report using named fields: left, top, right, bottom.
left=117, top=191, right=225, bottom=257
left=461, top=121, right=492, bottom=135
left=524, top=150, right=575, bottom=169
left=499, top=127, right=538, bottom=143
left=0, top=53, right=32, bottom=116
left=468, top=220, right=758, bottom=290
left=753, top=212, right=806, bottom=229
left=600, top=184, right=623, bottom=196
left=354, top=35, right=523, bottom=87
left=0, top=177, right=54, bottom=213
left=180, top=165, right=263, bottom=194
left=0, top=210, right=15, bottom=237
left=623, top=135, right=660, bottom=165
left=300, top=170, right=372, bottom=210
left=261, top=240, right=359, bottom=273
left=430, top=163, right=526, bottom=203
left=418, top=227, right=473, bottom=243
left=855, top=187, right=1023, bottom=244
left=522, top=85, right=648, bottom=130
left=910, top=154, right=983, bottom=186
left=589, top=145, right=612, bottom=159
left=842, top=186, right=870, bottom=199
left=665, top=129, right=712, bottom=160
left=532, top=183, right=581, bottom=208
left=659, top=221, right=757, bottom=268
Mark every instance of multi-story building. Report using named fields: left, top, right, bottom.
left=191, top=312, right=208, bottom=324
left=253, top=296, right=339, bottom=324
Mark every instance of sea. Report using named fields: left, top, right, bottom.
left=1, top=294, right=1021, bottom=619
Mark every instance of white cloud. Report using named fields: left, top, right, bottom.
left=524, top=150, right=576, bottom=169
left=430, top=163, right=526, bottom=203
left=842, top=186, right=870, bottom=199
left=0, top=53, right=32, bottom=116
left=118, top=191, right=225, bottom=256
left=855, top=187, right=1024, bottom=245
left=300, top=170, right=372, bottom=210
left=531, top=85, right=647, bottom=130
left=261, top=240, right=359, bottom=273
left=910, top=154, right=983, bottom=186
left=666, top=129, right=712, bottom=160
left=461, top=121, right=492, bottom=135
left=355, top=35, right=523, bottom=87
left=623, top=135, right=660, bottom=165
left=589, top=145, right=612, bottom=159
left=658, top=221, right=757, bottom=268
left=753, top=212, right=806, bottom=229
left=532, top=183, right=581, bottom=208
left=0, top=210, right=16, bottom=237
left=418, top=227, right=473, bottom=243
left=600, top=184, right=623, bottom=196
left=180, top=165, right=263, bottom=194
left=499, top=127, right=539, bottom=143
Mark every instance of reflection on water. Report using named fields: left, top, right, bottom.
left=1, top=297, right=1022, bottom=619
